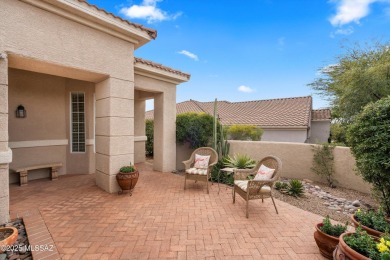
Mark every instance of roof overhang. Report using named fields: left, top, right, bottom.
left=223, top=124, right=309, bottom=130
left=134, top=61, right=190, bottom=85
left=20, top=0, right=155, bottom=49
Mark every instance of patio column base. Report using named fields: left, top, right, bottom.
left=95, top=170, right=120, bottom=193
left=0, top=164, right=9, bottom=224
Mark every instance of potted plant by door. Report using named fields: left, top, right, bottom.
left=313, top=215, right=348, bottom=259
left=351, top=208, right=390, bottom=237
left=116, top=163, right=139, bottom=196
left=333, top=228, right=390, bottom=260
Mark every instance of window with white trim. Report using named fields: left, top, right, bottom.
left=71, top=92, right=85, bottom=153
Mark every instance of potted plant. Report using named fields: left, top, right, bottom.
left=116, top=163, right=139, bottom=196
left=334, top=227, right=390, bottom=260
left=0, top=226, right=18, bottom=253
left=314, top=215, right=348, bottom=259
left=351, top=208, right=390, bottom=237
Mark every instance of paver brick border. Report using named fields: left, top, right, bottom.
left=12, top=209, right=61, bottom=260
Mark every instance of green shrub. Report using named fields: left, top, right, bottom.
left=311, top=143, right=335, bottom=187
left=330, top=123, right=348, bottom=145
left=120, top=163, right=135, bottom=173
left=319, top=215, right=348, bottom=237
left=276, top=179, right=305, bottom=198
left=211, top=157, right=234, bottom=186
left=344, top=228, right=377, bottom=258
left=355, top=208, right=390, bottom=233
left=275, top=181, right=289, bottom=191
left=226, top=124, right=263, bottom=141
left=223, top=154, right=256, bottom=169
left=145, top=119, right=154, bottom=156
left=347, top=97, right=390, bottom=216
left=176, top=112, right=217, bottom=148
left=287, top=179, right=305, bottom=197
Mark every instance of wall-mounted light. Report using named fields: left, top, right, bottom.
left=16, top=105, right=26, bottom=118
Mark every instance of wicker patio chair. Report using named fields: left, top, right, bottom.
left=183, top=147, right=218, bottom=194
left=233, top=155, right=282, bottom=218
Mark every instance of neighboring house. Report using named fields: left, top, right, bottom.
left=146, top=96, right=331, bottom=143
left=0, top=0, right=189, bottom=223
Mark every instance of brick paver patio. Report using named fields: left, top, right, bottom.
left=10, top=163, right=326, bottom=259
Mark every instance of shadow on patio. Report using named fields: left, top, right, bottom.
left=10, top=163, right=326, bottom=259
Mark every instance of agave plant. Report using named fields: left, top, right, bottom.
left=223, top=153, right=256, bottom=169
left=287, top=179, right=305, bottom=197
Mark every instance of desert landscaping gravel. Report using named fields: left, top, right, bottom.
left=273, top=178, right=378, bottom=224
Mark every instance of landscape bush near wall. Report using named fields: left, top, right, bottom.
left=228, top=141, right=371, bottom=194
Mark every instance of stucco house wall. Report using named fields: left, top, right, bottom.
left=134, top=73, right=177, bottom=172
left=261, top=129, right=308, bottom=143
left=1, top=0, right=136, bottom=195
left=309, top=121, right=331, bottom=144
left=0, top=0, right=189, bottom=223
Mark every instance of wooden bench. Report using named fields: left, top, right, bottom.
left=14, top=163, right=63, bottom=186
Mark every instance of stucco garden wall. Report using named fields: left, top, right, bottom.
left=229, top=141, right=371, bottom=193
left=176, top=141, right=371, bottom=194
left=176, top=143, right=194, bottom=171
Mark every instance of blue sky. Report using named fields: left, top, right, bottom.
left=88, top=0, right=390, bottom=110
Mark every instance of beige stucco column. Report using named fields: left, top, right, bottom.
left=95, top=77, right=134, bottom=193
left=0, top=53, right=12, bottom=223
left=134, top=98, right=146, bottom=163
left=153, top=88, right=176, bottom=172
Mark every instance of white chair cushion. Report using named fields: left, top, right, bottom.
left=186, top=168, right=207, bottom=175
left=254, top=164, right=275, bottom=181
left=194, top=154, right=210, bottom=168
left=234, top=180, right=271, bottom=193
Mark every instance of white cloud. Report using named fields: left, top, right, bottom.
left=177, top=50, right=199, bottom=61
left=120, top=0, right=182, bottom=24
left=335, top=26, right=354, bottom=35
left=330, top=26, right=354, bottom=37
left=238, top=85, right=255, bottom=93
left=329, top=0, right=377, bottom=26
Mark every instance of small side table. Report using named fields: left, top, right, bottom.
left=218, top=167, right=235, bottom=194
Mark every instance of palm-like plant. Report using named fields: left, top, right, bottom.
left=223, top=153, right=256, bottom=169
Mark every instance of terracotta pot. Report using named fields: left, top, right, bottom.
left=333, top=232, right=374, bottom=260
left=116, top=170, right=139, bottom=196
left=350, top=214, right=386, bottom=237
left=313, top=223, right=340, bottom=259
left=0, top=227, right=18, bottom=253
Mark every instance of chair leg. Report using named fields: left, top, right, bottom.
left=184, top=175, right=187, bottom=190
left=233, top=188, right=235, bottom=203
left=246, top=200, right=249, bottom=218
left=271, top=195, right=278, bottom=214
left=206, top=179, right=209, bottom=194
left=262, top=195, right=264, bottom=203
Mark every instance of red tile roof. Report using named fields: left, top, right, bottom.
left=135, top=57, right=191, bottom=79
left=145, top=96, right=328, bottom=128
left=312, top=109, right=331, bottom=121
left=78, top=0, right=157, bottom=39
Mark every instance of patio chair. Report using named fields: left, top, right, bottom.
left=233, top=155, right=282, bottom=218
left=183, top=147, right=218, bottom=194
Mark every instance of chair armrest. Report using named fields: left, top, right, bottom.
left=248, top=175, right=278, bottom=187
left=208, top=162, right=217, bottom=168
left=182, top=159, right=193, bottom=170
